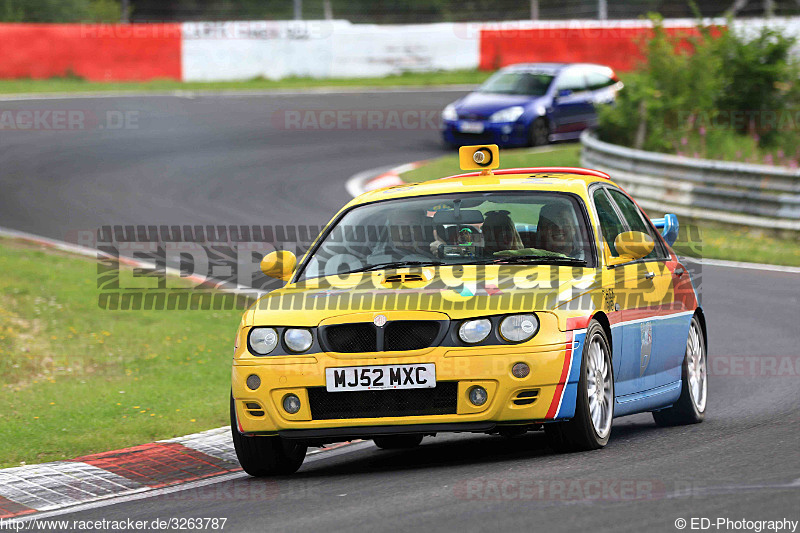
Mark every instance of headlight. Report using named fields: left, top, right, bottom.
left=489, top=105, right=525, bottom=123
left=248, top=327, right=279, bottom=355
left=442, top=103, right=458, bottom=121
left=284, top=328, right=313, bottom=353
left=458, top=319, right=492, bottom=344
left=499, top=314, right=539, bottom=343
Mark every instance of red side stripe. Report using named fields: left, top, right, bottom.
left=74, top=442, right=239, bottom=488
left=566, top=315, right=591, bottom=331
left=546, top=331, right=574, bottom=419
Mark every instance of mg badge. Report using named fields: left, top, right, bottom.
left=373, top=315, right=387, bottom=327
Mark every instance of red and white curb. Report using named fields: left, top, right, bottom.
left=0, top=426, right=363, bottom=519
left=345, top=159, right=428, bottom=197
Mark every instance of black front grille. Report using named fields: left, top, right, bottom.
left=324, top=323, right=377, bottom=353
left=308, top=382, right=458, bottom=420
left=385, top=321, right=441, bottom=351
left=451, top=132, right=496, bottom=144
left=322, top=320, right=443, bottom=353
left=460, top=113, right=489, bottom=120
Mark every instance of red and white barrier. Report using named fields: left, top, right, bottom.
left=0, top=23, right=181, bottom=82
left=0, top=18, right=797, bottom=84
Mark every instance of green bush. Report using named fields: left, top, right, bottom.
left=597, top=16, right=800, bottom=167
left=0, top=0, right=121, bottom=23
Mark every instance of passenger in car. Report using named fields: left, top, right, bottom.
left=482, top=210, right=524, bottom=255
left=537, top=204, right=585, bottom=259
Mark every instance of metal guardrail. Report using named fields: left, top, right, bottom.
left=580, top=130, right=800, bottom=232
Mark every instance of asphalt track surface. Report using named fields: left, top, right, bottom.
left=2, top=91, right=798, bottom=532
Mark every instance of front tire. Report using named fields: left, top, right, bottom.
left=230, top=394, right=307, bottom=476
left=373, top=434, right=424, bottom=450
left=546, top=321, right=614, bottom=452
left=653, top=315, right=707, bottom=426
left=529, top=117, right=550, bottom=147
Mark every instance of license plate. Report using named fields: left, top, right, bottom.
left=458, top=120, right=484, bottom=133
left=325, top=364, right=436, bottom=392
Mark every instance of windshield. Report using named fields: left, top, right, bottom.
left=478, top=72, right=555, bottom=96
left=296, top=192, right=595, bottom=281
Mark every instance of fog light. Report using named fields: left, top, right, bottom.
left=512, top=362, right=530, bottom=378
left=246, top=374, right=261, bottom=390
left=283, top=394, right=301, bottom=414
left=468, top=386, right=488, bottom=406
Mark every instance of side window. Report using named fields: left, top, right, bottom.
left=555, top=70, right=587, bottom=93
left=586, top=71, right=615, bottom=91
left=592, top=189, right=626, bottom=256
left=607, top=189, right=667, bottom=260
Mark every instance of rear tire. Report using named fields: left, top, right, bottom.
left=230, top=394, right=307, bottom=476
left=653, top=315, right=707, bottom=426
left=545, top=321, right=614, bottom=452
left=373, top=434, right=424, bottom=450
left=529, top=117, right=550, bottom=147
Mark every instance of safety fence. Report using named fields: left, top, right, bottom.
left=580, top=130, right=800, bottom=232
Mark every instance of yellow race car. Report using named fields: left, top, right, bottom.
left=231, top=145, right=707, bottom=476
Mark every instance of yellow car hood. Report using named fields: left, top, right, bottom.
left=248, top=265, right=602, bottom=328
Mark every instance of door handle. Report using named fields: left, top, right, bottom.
left=644, top=272, right=655, bottom=280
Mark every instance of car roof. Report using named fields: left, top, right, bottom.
left=350, top=168, right=616, bottom=206
left=501, top=62, right=611, bottom=74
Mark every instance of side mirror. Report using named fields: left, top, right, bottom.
left=557, top=89, right=572, bottom=98
left=260, top=250, right=297, bottom=281
left=652, top=214, right=679, bottom=247
left=607, top=231, right=654, bottom=266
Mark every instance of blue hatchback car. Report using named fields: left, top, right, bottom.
left=441, top=63, right=622, bottom=147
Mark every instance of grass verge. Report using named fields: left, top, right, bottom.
left=0, top=238, right=242, bottom=468
left=0, top=70, right=490, bottom=95
left=398, top=144, right=800, bottom=267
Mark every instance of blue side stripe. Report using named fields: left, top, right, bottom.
left=555, top=330, right=586, bottom=419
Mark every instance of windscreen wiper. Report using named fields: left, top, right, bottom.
left=344, top=260, right=447, bottom=274
left=466, top=256, right=588, bottom=267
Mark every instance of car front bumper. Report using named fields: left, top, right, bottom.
left=232, top=335, right=573, bottom=439
left=441, top=119, right=530, bottom=147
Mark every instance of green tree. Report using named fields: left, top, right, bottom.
left=0, top=0, right=121, bottom=22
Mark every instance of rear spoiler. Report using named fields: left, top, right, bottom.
left=652, top=214, right=679, bottom=247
